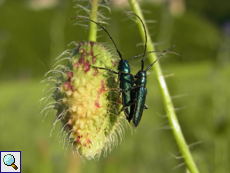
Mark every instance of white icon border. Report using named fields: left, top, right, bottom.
left=1, top=151, right=21, bottom=173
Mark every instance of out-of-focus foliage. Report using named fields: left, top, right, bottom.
left=0, top=0, right=226, bottom=80
left=186, top=0, right=230, bottom=25
left=0, top=0, right=230, bottom=172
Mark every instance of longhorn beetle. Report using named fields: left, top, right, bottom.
left=130, top=45, right=179, bottom=127
left=125, top=14, right=181, bottom=127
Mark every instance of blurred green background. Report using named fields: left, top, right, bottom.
left=0, top=0, right=230, bottom=172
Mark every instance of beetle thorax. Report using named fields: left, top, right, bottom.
left=135, top=70, right=147, bottom=87
left=118, top=60, right=130, bottom=73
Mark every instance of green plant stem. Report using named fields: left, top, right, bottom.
left=128, top=0, right=199, bottom=172
left=89, top=0, right=98, bottom=42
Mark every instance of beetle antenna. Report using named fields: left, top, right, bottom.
left=71, top=16, right=123, bottom=60
left=145, top=45, right=181, bottom=72
left=124, top=12, right=147, bottom=70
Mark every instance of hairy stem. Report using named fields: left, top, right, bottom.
left=128, top=0, right=199, bottom=172
left=89, top=0, right=99, bottom=41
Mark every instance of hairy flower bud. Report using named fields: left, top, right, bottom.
left=42, top=41, right=125, bottom=159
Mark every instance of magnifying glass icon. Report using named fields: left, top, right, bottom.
left=3, top=154, right=18, bottom=170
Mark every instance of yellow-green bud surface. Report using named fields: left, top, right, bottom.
left=45, top=41, right=124, bottom=159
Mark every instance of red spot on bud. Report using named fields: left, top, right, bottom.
left=111, top=60, right=116, bottom=67
left=63, top=72, right=74, bottom=91
left=100, top=80, right=106, bottom=92
left=77, top=139, right=81, bottom=143
left=92, top=55, right=97, bottom=64
left=89, top=41, right=94, bottom=46
left=67, top=71, right=73, bottom=78
left=70, top=85, right=74, bottom=92
left=83, top=60, right=90, bottom=73
left=63, top=81, right=70, bottom=90
left=95, top=80, right=106, bottom=108
left=117, top=96, right=122, bottom=104
left=88, top=139, right=92, bottom=143
left=95, top=100, right=100, bottom=108
left=97, top=80, right=106, bottom=96
left=89, top=41, right=94, bottom=56
left=93, top=68, right=98, bottom=76
left=78, top=49, right=87, bottom=64
left=74, top=62, right=80, bottom=68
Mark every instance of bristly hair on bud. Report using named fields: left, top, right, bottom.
left=41, top=41, right=126, bottom=160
